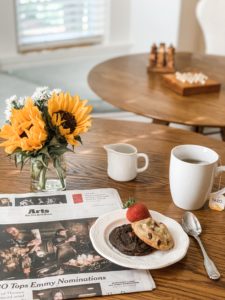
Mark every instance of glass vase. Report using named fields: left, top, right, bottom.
left=31, top=154, right=66, bottom=192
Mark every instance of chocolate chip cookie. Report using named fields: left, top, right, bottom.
left=132, top=217, right=174, bottom=251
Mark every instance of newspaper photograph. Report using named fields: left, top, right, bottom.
left=0, top=188, right=155, bottom=300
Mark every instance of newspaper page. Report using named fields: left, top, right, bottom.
left=0, top=188, right=155, bottom=300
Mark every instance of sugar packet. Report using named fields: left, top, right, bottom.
left=209, top=192, right=225, bottom=211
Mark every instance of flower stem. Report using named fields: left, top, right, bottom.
left=54, top=156, right=66, bottom=190
left=39, top=166, right=47, bottom=190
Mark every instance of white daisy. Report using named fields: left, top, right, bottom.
left=32, top=86, right=51, bottom=102
left=50, top=88, right=62, bottom=95
left=18, top=96, right=28, bottom=106
left=5, top=95, right=19, bottom=120
left=5, top=95, right=18, bottom=108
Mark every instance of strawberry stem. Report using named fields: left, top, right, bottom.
left=123, top=197, right=136, bottom=208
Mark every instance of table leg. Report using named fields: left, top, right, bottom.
left=221, top=128, right=225, bottom=141
left=152, top=119, right=169, bottom=126
left=194, top=126, right=224, bottom=140
left=194, top=126, right=204, bottom=134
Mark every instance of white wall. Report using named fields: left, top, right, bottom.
left=0, top=0, right=17, bottom=58
left=130, top=0, right=181, bottom=53
left=109, top=0, right=132, bottom=44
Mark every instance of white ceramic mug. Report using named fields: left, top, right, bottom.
left=169, top=144, right=225, bottom=210
left=104, top=143, right=149, bottom=182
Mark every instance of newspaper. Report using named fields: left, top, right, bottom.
left=0, top=188, right=155, bottom=300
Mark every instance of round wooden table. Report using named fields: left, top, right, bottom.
left=0, top=119, right=224, bottom=299
left=88, top=53, right=225, bottom=137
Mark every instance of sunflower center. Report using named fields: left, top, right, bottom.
left=56, top=110, right=76, bottom=133
left=19, top=125, right=33, bottom=138
left=20, top=132, right=28, bottom=138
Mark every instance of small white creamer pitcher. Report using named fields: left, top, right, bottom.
left=103, top=143, right=149, bottom=182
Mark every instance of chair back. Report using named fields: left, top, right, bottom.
left=196, top=0, right=225, bottom=55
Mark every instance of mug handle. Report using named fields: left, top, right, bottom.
left=216, top=165, right=225, bottom=176
left=213, top=165, right=225, bottom=195
left=137, top=153, right=149, bottom=173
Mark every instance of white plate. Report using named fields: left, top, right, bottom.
left=90, top=209, right=189, bottom=270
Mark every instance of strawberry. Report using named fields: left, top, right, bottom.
left=123, top=198, right=150, bottom=222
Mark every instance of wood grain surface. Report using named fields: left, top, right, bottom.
left=0, top=118, right=225, bottom=299
left=88, top=53, right=225, bottom=127
left=162, top=74, right=221, bottom=96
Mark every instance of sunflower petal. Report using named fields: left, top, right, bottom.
left=0, top=98, right=47, bottom=154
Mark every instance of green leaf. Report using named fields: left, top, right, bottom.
left=20, top=155, right=25, bottom=171
left=38, top=146, right=50, bottom=158
left=123, top=197, right=136, bottom=209
left=11, top=152, right=31, bottom=171
left=14, top=155, right=17, bottom=168
left=49, top=137, right=60, bottom=146
left=50, top=148, right=68, bottom=156
left=48, top=145, right=71, bottom=157
left=75, top=135, right=82, bottom=144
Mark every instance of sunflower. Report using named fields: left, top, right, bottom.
left=48, top=92, right=92, bottom=145
left=0, top=98, right=47, bottom=154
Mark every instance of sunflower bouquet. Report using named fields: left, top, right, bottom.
left=0, top=87, right=92, bottom=191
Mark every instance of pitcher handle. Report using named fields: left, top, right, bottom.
left=137, top=153, right=149, bottom=173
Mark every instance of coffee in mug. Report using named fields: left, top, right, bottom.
left=180, top=158, right=208, bottom=164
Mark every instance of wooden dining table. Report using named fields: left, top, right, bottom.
left=0, top=118, right=225, bottom=299
left=88, top=53, right=225, bottom=138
